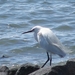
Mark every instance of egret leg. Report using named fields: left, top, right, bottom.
left=41, top=52, right=49, bottom=68
left=50, top=53, right=52, bottom=66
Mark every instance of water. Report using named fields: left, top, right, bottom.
left=0, top=0, right=75, bottom=67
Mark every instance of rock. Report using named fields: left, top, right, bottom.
left=0, top=55, right=9, bottom=59
left=29, top=58, right=75, bottom=75
left=29, top=67, right=51, bottom=75
left=0, top=58, right=75, bottom=75
left=29, top=65, right=68, bottom=75
left=65, top=58, right=75, bottom=75
left=0, top=66, right=9, bottom=72
left=15, top=63, right=40, bottom=75
left=0, top=72, right=8, bottom=75
left=0, top=66, right=9, bottom=75
left=8, top=67, right=18, bottom=75
left=48, top=65, right=67, bottom=75
left=8, top=63, right=40, bottom=75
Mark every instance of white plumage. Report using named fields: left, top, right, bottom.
left=23, top=26, right=66, bottom=67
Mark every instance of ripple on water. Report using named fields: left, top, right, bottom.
left=29, top=18, right=50, bottom=25
left=53, top=25, right=74, bottom=31
left=0, top=0, right=75, bottom=66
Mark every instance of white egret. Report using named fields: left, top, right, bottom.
left=22, top=26, right=66, bottom=68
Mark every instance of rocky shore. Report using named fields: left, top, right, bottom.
left=0, top=58, right=75, bottom=75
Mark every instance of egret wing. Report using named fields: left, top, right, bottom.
left=37, top=29, right=66, bottom=57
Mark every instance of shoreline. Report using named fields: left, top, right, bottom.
left=0, top=58, right=75, bottom=75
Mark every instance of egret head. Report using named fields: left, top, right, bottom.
left=22, top=26, right=42, bottom=34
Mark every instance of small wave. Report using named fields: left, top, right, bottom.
left=53, top=25, right=74, bottom=31
left=29, top=19, right=50, bottom=25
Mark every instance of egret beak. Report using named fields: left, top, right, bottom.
left=22, top=29, right=34, bottom=34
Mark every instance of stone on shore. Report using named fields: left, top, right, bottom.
left=15, top=63, right=40, bottom=75
left=8, top=67, right=18, bottom=75
left=0, top=58, right=75, bottom=75
left=0, top=66, right=9, bottom=75
left=8, top=63, right=40, bottom=75
left=29, top=58, right=75, bottom=75
left=65, top=58, right=75, bottom=75
left=29, top=65, right=67, bottom=75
